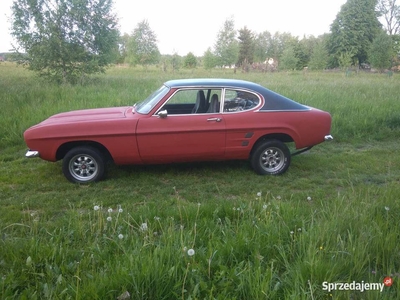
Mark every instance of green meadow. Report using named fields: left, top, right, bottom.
left=1, top=63, right=400, bottom=299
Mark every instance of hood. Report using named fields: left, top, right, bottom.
left=39, top=107, right=130, bottom=125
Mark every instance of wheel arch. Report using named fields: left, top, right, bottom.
left=250, top=133, right=294, bottom=158
left=56, top=141, right=113, bottom=162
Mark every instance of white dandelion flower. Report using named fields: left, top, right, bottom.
left=140, top=223, right=148, bottom=231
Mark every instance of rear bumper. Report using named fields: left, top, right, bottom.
left=324, top=135, right=333, bottom=141
left=26, top=150, right=39, bottom=158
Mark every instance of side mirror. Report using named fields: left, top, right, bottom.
left=158, top=110, right=168, bottom=118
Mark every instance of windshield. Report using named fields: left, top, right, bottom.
left=135, top=85, right=170, bottom=114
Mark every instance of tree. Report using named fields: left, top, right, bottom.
left=376, top=0, right=400, bottom=35
left=294, top=35, right=318, bottom=69
left=170, top=52, right=181, bottom=71
left=266, top=32, right=297, bottom=61
left=254, top=31, right=272, bottom=62
left=126, top=20, right=160, bottom=66
left=203, top=47, right=217, bottom=70
left=116, top=33, right=130, bottom=64
left=237, top=26, right=255, bottom=68
left=327, top=0, right=382, bottom=67
left=338, top=51, right=356, bottom=70
left=183, top=52, right=197, bottom=68
left=369, top=30, right=393, bottom=70
left=279, top=46, right=299, bottom=70
left=308, top=39, right=329, bottom=70
left=214, top=17, right=238, bottom=67
left=11, top=0, right=119, bottom=84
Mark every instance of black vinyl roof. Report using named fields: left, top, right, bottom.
left=164, top=78, right=309, bottom=111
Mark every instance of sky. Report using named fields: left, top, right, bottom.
left=0, top=0, right=348, bottom=55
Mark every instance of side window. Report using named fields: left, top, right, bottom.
left=223, top=89, right=260, bottom=112
left=160, top=88, right=222, bottom=115
left=160, top=89, right=204, bottom=115
left=167, top=89, right=198, bottom=105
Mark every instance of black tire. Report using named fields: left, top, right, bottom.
left=62, top=147, right=105, bottom=183
left=250, top=140, right=291, bottom=175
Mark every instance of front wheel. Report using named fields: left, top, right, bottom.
left=62, top=147, right=105, bottom=183
left=250, top=140, right=291, bottom=175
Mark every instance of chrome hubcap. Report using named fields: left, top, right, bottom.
left=69, top=154, right=98, bottom=181
left=260, top=147, right=285, bottom=172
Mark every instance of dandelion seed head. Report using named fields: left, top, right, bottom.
left=107, top=216, right=112, bottom=222
left=140, top=223, right=148, bottom=231
left=262, top=204, right=268, bottom=210
left=307, top=196, right=312, bottom=201
left=107, top=208, right=113, bottom=213
left=187, top=249, right=195, bottom=256
left=118, top=234, right=124, bottom=239
left=94, top=205, right=100, bottom=211
left=118, top=208, right=123, bottom=213
left=257, top=192, right=262, bottom=197
left=385, top=206, right=390, bottom=211
left=290, top=231, right=294, bottom=235
left=154, top=216, right=160, bottom=221
left=276, top=196, right=281, bottom=200
left=183, top=246, right=187, bottom=252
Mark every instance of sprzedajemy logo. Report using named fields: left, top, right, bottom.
left=322, top=277, right=393, bottom=293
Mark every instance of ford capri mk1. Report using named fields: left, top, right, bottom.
left=24, top=78, right=333, bottom=183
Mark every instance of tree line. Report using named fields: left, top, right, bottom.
left=9, top=0, right=400, bottom=84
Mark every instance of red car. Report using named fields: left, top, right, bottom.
left=24, top=78, right=333, bottom=183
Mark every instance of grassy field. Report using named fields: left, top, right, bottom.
left=1, top=63, right=400, bottom=299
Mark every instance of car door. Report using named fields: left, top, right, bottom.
left=136, top=88, right=226, bottom=164
left=221, top=88, right=262, bottom=160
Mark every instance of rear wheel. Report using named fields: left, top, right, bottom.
left=62, top=147, right=105, bottom=183
left=251, top=140, right=291, bottom=175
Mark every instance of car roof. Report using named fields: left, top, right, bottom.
left=164, top=78, right=309, bottom=111
left=164, top=78, right=264, bottom=92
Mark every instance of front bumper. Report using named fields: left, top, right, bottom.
left=324, top=135, right=333, bottom=141
left=26, top=150, right=39, bottom=158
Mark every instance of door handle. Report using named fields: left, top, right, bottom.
left=207, top=118, right=222, bottom=122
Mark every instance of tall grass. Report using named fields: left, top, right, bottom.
left=1, top=63, right=400, bottom=147
left=1, top=63, right=400, bottom=299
